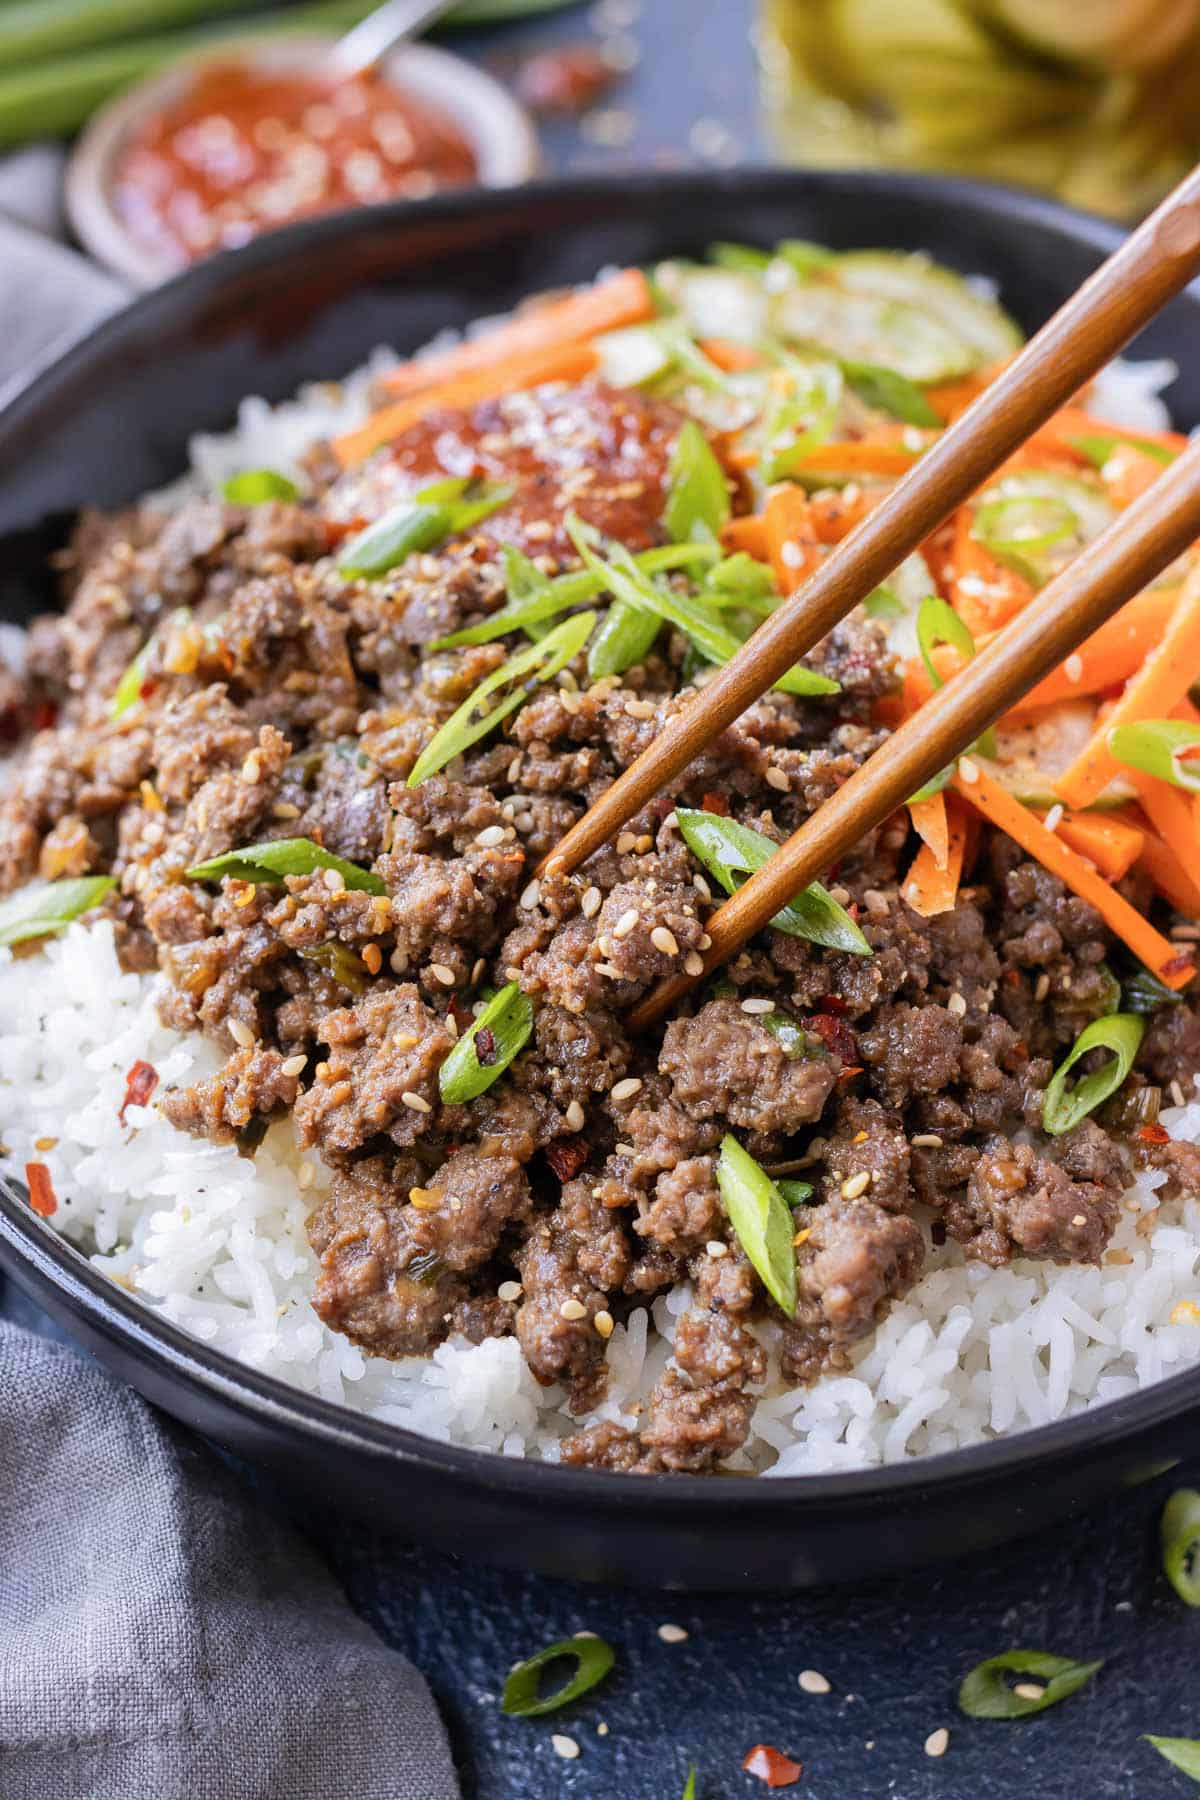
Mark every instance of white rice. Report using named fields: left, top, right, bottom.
left=2, top=332, right=1197, bottom=1475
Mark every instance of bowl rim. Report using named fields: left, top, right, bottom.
left=64, top=34, right=541, bottom=290
left=5, top=163, right=1200, bottom=1514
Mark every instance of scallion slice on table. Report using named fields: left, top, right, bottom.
left=221, top=469, right=299, bottom=505
left=186, top=836, right=384, bottom=895
left=676, top=809, right=871, bottom=956
left=1041, top=1013, right=1144, bottom=1137
left=0, top=875, right=115, bottom=947
left=716, top=1136, right=798, bottom=1317
left=500, top=1635, right=615, bottom=1718
left=1145, top=1736, right=1200, bottom=1783
left=1161, top=1487, right=1200, bottom=1607
left=1109, top=719, right=1200, bottom=793
left=681, top=1766, right=698, bottom=1800
left=839, top=358, right=941, bottom=427
left=337, top=479, right=512, bottom=577
left=408, top=609, right=595, bottom=786
left=439, top=983, right=533, bottom=1103
left=663, top=419, right=731, bottom=543
left=958, top=1651, right=1103, bottom=1720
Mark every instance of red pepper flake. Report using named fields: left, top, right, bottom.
left=742, top=1745, right=803, bottom=1787
left=25, top=1162, right=57, bottom=1217
left=1139, top=1122, right=1171, bottom=1144
left=119, top=1058, right=159, bottom=1125
left=818, top=994, right=848, bottom=1015
left=32, top=701, right=58, bottom=732
left=475, top=1026, right=497, bottom=1066
left=701, top=790, right=730, bottom=816
left=546, top=1139, right=588, bottom=1182
left=804, top=1009, right=859, bottom=1066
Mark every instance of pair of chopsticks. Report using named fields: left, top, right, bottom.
left=536, top=165, right=1200, bottom=1031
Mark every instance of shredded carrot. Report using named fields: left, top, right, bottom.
left=903, top=797, right=968, bottom=916
left=1137, top=826, right=1200, bottom=919
left=1034, top=808, right=1145, bottom=882
left=954, top=764, right=1195, bottom=988
left=1056, top=562, right=1200, bottom=809
left=722, top=488, right=881, bottom=565
left=901, top=644, right=967, bottom=716
left=1001, top=586, right=1181, bottom=719
left=908, top=791, right=949, bottom=868
left=763, top=486, right=821, bottom=593
left=1127, top=768, right=1200, bottom=895
left=698, top=337, right=763, bottom=372
left=949, top=504, right=1033, bottom=635
left=783, top=438, right=922, bottom=480
left=1097, top=442, right=1169, bottom=509
left=1035, top=403, right=1188, bottom=458
left=721, top=514, right=769, bottom=559
left=332, top=341, right=600, bottom=466
left=378, top=268, right=653, bottom=399
left=924, top=360, right=1009, bottom=423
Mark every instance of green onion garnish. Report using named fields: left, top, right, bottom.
left=681, top=1766, right=698, bottom=1800
left=186, top=836, right=385, bottom=895
left=0, top=875, right=115, bottom=948
left=300, top=942, right=369, bottom=993
left=676, top=808, right=871, bottom=956
left=1123, top=966, right=1185, bottom=1015
left=760, top=1010, right=820, bottom=1059
left=662, top=418, right=731, bottom=544
left=587, top=597, right=661, bottom=679
left=958, top=1651, right=1103, bottom=1720
left=759, top=353, right=842, bottom=484
left=110, top=606, right=192, bottom=719
left=716, top=1135, right=798, bottom=1317
left=777, top=1178, right=814, bottom=1206
left=863, top=586, right=905, bottom=620
left=500, top=1635, right=615, bottom=1718
left=776, top=238, right=837, bottom=276
left=1068, top=434, right=1175, bottom=471
left=408, top=609, right=595, bottom=787
left=913, top=595, right=995, bottom=763
left=1109, top=719, right=1200, bottom=794
left=708, top=241, right=771, bottom=274
left=1144, top=1736, right=1200, bottom=1782
left=439, top=982, right=533, bottom=1104
left=1042, top=1012, right=1144, bottom=1137
left=337, top=478, right=513, bottom=578
left=1162, top=1488, right=1200, bottom=1607
left=839, top=359, right=940, bottom=428
left=567, top=517, right=839, bottom=699
left=221, top=469, right=299, bottom=505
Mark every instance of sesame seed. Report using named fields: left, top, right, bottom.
left=705, top=1240, right=728, bottom=1258
left=507, top=755, right=522, bottom=783
left=596, top=1722, right=609, bottom=1736
left=298, top=1160, right=316, bottom=1191
left=841, top=1170, right=872, bottom=1199
left=408, top=1187, right=443, bottom=1211
left=657, top=1623, right=688, bottom=1643
left=551, top=1733, right=580, bottom=1760
left=327, top=1081, right=352, bottom=1107
left=780, top=539, right=804, bottom=569
left=560, top=1298, right=587, bottom=1321
left=741, top=997, right=774, bottom=1015
left=430, top=963, right=456, bottom=986
left=520, top=879, right=541, bottom=909
left=613, top=908, right=640, bottom=939
left=651, top=926, right=679, bottom=956
left=1071, top=1213, right=1088, bottom=1227
left=611, top=1077, right=643, bottom=1102
left=1064, top=653, right=1084, bottom=684
left=498, top=1279, right=523, bottom=1303
left=559, top=1101, right=584, bottom=1136
left=798, top=1670, right=831, bottom=1695
left=828, top=884, right=851, bottom=905
left=594, top=1309, right=615, bottom=1338
left=692, top=873, right=712, bottom=900
left=280, top=1053, right=307, bottom=1078
left=947, top=991, right=967, bottom=1017
left=616, top=831, right=638, bottom=853
left=228, top=1018, right=255, bottom=1049
left=400, top=1091, right=432, bottom=1113
left=683, top=951, right=705, bottom=976
left=924, top=1727, right=949, bottom=1758
left=1034, top=972, right=1051, bottom=1001
left=240, top=750, right=263, bottom=784
left=476, top=825, right=505, bottom=848
left=793, top=1228, right=812, bottom=1246
left=958, top=755, right=979, bottom=784
left=625, top=698, right=655, bottom=720
left=614, top=1142, right=635, bottom=1156
left=362, top=943, right=383, bottom=976
left=581, top=885, right=602, bottom=919
left=1013, top=1683, right=1046, bottom=1701
left=911, top=1134, right=943, bottom=1149
left=1170, top=1299, right=1200, bottom=1323
left=1043, top=803, right=1064, bottom=834
left=322, top=867, right=345, bottom=893
left=765, top=766, right=790, bottom=792
left=1170, top=1078, right=1186, bottom=1106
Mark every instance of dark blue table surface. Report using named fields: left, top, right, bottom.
left=7, top=3, right=1199, bottom=1793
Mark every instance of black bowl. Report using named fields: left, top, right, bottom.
left=2, top=170, right=1198, bottom=1591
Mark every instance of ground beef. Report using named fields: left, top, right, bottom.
left=660, top=997, right=839, bottom=1135
left=946, top=1121, right=1124, bottom=1266
left=783, top=1198, right=924, bottom=1384
left=293, top=985, right=454, bottom=1159
left=159, top=1044, right=300, bottom=1144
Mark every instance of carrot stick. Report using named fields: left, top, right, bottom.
left=1035, top=403, right=1188, bottom=457
left=1137, top=827, right=1200, bottom=919
left=954, top=764, right=1195, bottom=988
left=1033, top=808, right=1145, bottom=882
left=720, top=515, right=768, bottom=559
left=721, top=488, right=882, bottom=563
left=949, top=504, right=1033, bottom=635
left=698, top=337, right=763, bottom=372
left=1097, top=443, right=1170, bottom=509
left=901, top=644, right=967, bottom=716
left=763, top=486, right=821, bottom=593
left=1000, top=586, right=1181, bottom=720
left=1056, top=562, right=1200, bottom=809
left=332, top=341, right=600, bottom=467
left=1127, top=769, right=1200, bottom=891
left=783, top=439, right=922, bottom=480
left=924, top=360, right=1009, bottom=423
left=379, top=269, right=653, bottom=399
left=908, top=791, right=949, bottom=868
left=902, top=798, right=968, bottom=916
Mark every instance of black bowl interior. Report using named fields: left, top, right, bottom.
left=2, top=169, right=1200, bottom=1590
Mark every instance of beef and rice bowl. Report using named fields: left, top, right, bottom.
left=2, top=243, right=1200, bottom=1477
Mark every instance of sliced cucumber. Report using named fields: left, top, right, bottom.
left=974, top=469, right=1113, bottom=587
left=654, top=264, right=769, bottom=343
left=835, top=251, right=1022, bottom=369
left=595, top=326, right=674, bottom=389
left=771, top=281, right=974, bottom=383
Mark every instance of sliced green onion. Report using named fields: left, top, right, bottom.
left=717, top=1135, right=798, bottom=1317
left=587, top=597, right=661, bottom=679
left=221, top=468, right=299, bottom=505
left=110, top=605, right=192, bottom=718
left=759, top=353, right=842, bottom=484
left=760, top=1010, right=821, bottom=1059
left=186, top=836, right=385, bottom=894
left=0, top=875, right=115, bottom=948
left=907, top=762, right=956, bottom=805
left=676, top=808, right=871, bottom=956
left=776, top=239, right=837, bottom=277
left=1123, top=966, right=1185, bottom=1015
left=1162, top=1488, right=1200, bottom=1607
left=567, top=517, right=838, bottom=699
left=662, top=418, right=731, bottom=544
left=432, top=542, right=717, bottom=649
left=500, top=1635, right=615, bottom=1718
left=681, top=1767, right=698, bottom=1800
left=958, top=1651, right=1103, bottom=1719
left=1042, top=1013, right=1145, bottom=1137
left=1068, top=434, right=1176, bottom=470
left=1145, top=1736, right=1200, bottom=1782
left=917, top=595, right=975, bottom=691
left=650, top=318, right=738, bottom=394
left=709, top=241, right=771, bottom=275
left=863, top=586, right=905, bottom=620
left=300, top=941, right=368, bottom=993
left=705, top=552, right=777, bottom=604
left=839, top=359, right=940, bottom=427
left=409, top=610, right=595, bottom=787
left=1109, top=719, right=1200, bottom=794
left=337, top=479, right=512, bottom=577
left=439, top=982, right=533, bottom=1103
left=777, top=1178, right=814, bottom=1206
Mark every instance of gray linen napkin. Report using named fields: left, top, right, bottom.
left=0, top=1319, right=460, bottom=1800
left=0, top=171, right=460, bottom=1800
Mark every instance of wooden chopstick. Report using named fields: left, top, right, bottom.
left=538, top=163, right=1200, bottom=886
left=628, top=432, right=1200, bottom=1030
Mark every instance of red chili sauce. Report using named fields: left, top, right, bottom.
left=113, top=63, right=478, bottom=267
